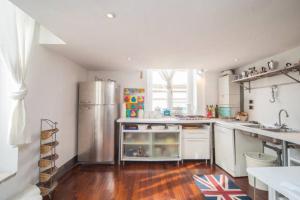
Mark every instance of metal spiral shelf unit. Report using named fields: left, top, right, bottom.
left=38, top=119, right=59, bottom=199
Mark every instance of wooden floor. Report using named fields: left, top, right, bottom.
left=51, top=161, right=267, bottom=200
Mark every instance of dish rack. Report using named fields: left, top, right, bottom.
left=38, top=119, right=59, bottom=198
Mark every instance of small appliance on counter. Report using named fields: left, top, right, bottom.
left=218, top=107, right=239, bottom=119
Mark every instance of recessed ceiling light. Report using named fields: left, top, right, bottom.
left=106, top=13, right=116, bottom=19
left=234, top=58, right=239, bottom=62
left=127, top=57, right=132, bottom=61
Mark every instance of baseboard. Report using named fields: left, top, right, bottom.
left=56, top=155, right=78, bottom=180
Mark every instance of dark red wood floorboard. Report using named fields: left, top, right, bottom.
left=49, top=161, right=267, bottom=200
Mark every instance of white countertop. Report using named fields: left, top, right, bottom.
left=216, top=120, right=300, bottom=145
left=117, top=118, right=300, bottom=145
left=247, top=167, right=300, bottom=200
left=117, top=117, right=215, bottom=124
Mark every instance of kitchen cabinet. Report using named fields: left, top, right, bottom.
left=120, top=124, right=182, bottom=163
left=218, top=75, right=240, bottom=117
left=182, top=125, right=210, bottom=160
left=218, top=75, right=240, bottom=96
left=214, top=124, right=263, bottom=177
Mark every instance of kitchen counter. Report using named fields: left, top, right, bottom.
left=117, top=117, right=215, bottom=124
left=118, top=118, right=300, bottom=166
left=247, top=167, right=300, bottom=200
left=215, top=120, right=300, bottom=146
left=117, top=118, right=300, bottom=145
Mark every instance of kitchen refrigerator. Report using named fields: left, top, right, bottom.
left=78, top=80, right=119, bottom=163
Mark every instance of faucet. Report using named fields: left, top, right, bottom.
left=277, top=109, right=289, bottom=128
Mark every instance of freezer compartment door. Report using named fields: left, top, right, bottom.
left=79, top=81, right=104, bottom=104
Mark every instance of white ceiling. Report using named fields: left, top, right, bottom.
left=10, top=0, right=300, bottom=71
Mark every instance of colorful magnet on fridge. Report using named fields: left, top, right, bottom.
left=124, top=88, right=129, bottom=95
left=130, top=110, right=137, bottom=117
left=130, top=96, right=137, bottom=103
left=126, top=109, right=131, bottom=118
left=124, top=95, right=130, bottom=102
left=137, top=96, right=144, bottom=103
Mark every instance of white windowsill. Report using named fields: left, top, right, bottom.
left=0, top=171, right=16, bottom=184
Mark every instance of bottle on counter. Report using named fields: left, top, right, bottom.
left=212, top=105, right=216, bottom=118
left=206, top=105, right=212, bottom=118
left=215, top=105, right=219, bottom=118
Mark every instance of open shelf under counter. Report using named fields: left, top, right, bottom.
left=120, top=123, right=182, bottom=163
left=122, top=129, right=180, bottom=133
left=123, top=142, right=151, bottom=145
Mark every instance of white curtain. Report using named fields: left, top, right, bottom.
left=159, top=70, right=175, bottom=108
left=0, top=1, right=35, bottom=146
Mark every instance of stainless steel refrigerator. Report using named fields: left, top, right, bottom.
left=78, top=80, right=119, bottom=163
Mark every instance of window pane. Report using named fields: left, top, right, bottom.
left=172, top=71, right=187, bottom=85
left=152, top=100, right=167, bottom=110
left=152, top=71, right=166, bottom=86
left=150, top=69, right=190, bottom=113
left=172, top=91, right=187, bottom=99
left=152, top=91, right=167, bottom=99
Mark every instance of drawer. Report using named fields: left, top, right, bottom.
left=183, top=128, right=209, bottom=139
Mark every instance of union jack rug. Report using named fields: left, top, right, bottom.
left=193, top=174, right=251, bottom=200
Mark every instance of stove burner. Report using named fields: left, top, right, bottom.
left=175, top=115, right=207, bottom=120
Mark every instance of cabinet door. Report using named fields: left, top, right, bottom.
left=219, top=76, right=230, bottom=95
left=219, top=94, right=230, bottom=105
left=183, top=139, right=209, bottom=159
left=214, top=125, right=235, bottom=174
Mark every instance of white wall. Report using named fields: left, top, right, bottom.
left=197, top=71, right=219, bottom=115
left=88, top=70, right=219, bottom=115
left=0, top=26, right=87, bottom=199
left=88, top=70, right=146, bottom=88
left=237, top=46, right=300, bottom=130
left=88, top=69, right=148, bottom=108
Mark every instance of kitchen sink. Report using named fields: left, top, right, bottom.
left=243, top=124, right=261, bottom=128
left=242, top=124, right=298, bottom=133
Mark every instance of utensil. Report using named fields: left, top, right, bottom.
left=267, top=60, right=275, bottom=70
left=286, top=62, right=292, bottom=68
left=269, top=85, right=278, bottom=103
left=241, top=71, right=248, bottom=78
left=261, top=67, right=267, bottom=73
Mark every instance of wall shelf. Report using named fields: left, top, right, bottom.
left=232, top=64, right=300, bottom=92
left=233, top=64, right=300, bottom=84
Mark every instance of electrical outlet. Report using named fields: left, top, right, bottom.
left=249, top=105, right=254, bottom=110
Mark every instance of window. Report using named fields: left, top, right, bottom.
left=148, top=69, right=195, bottom=114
